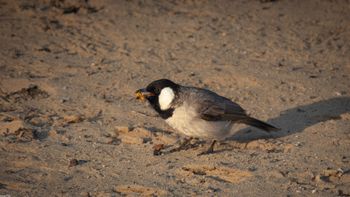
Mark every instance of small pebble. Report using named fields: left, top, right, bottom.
left=115, top=126, right=131, bottom=134
left=64, top=115, right=82, bottom=123
left=153, top=144, right=165, bottom=156
left=69, top=159, right=79, bottom=167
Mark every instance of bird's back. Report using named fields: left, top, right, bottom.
left=176, top=86, right=246, bottom=116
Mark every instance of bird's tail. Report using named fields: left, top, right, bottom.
left=240, top=117, right=280, bottom=132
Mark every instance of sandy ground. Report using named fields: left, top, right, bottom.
left=0, top=0, right=350, bottom=196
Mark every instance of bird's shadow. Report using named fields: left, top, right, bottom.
left=229, top=96, right=350, bottom=142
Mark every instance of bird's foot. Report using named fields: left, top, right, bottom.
left=168, top=137, right=194, bottom=153
left=197, top=140, right=216, bottom=156
left=153, top=137, right=194, bottom=155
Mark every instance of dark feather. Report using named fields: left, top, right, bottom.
left=238, top=117, right=280, bottom=132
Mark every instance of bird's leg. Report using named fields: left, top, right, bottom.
left=197, top=140, right=217, bottom=156
left=169, top=137, right=193, bottom=153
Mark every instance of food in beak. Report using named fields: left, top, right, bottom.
left=135, top=89, right=154, bottom=101
left=135, top=90, right=145, bottom=101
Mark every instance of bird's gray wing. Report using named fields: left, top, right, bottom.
left=185, top=88, right=279, bottom=131
left=179, top=86, right=247, bottom=121
left=197, top=97, right=247, bottom=122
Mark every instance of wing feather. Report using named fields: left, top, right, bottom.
left=185, top=88, right=247, bottom=122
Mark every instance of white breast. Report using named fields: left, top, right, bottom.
left=165, top=104, right=233, bottom=140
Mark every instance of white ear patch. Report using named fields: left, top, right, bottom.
left=159, top=87, right=175, bottom=110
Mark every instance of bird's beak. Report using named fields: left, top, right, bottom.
left=135, top=89, right=155, bottom=101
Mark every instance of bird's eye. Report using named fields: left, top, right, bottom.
left=146, top=87, right=157, bottom=95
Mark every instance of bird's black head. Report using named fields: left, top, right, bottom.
left=145, top=79, right=179, bottom=95
left=135, top=79, right=179, bottom=119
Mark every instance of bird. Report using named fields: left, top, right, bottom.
left=135, top=79, right=279, bottom=155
